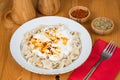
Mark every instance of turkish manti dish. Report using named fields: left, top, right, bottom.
left=21, top=24, right=82, bottom=69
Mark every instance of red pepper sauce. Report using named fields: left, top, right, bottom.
left=71, top=9, right=88, bottom=18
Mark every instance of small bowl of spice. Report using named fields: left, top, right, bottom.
left=69, top=6, right=90, bottom=23
left=91, top=17, right=114, bottom=35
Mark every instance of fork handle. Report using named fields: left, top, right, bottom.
left=83, top=59, right=103, bottom=80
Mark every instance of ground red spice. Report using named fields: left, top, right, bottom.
left=71, top=9, right=88, bottom=18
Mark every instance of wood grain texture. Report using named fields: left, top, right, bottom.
left=0, top=0, right=120, bottom=80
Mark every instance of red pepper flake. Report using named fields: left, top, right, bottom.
left=71, top=9, right=88, bottom=18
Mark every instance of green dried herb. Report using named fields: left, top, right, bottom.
left=93, top=18, right=112, bottom=30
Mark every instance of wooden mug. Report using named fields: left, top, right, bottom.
left=38, top=0, right=60, bottom=15
left=11, top=0, right=36, bottom=25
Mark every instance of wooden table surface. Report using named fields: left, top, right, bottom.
left=0, top=0, right=120, bottom=80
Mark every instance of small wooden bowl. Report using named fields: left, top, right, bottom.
left=69, top=6, right=90, bottom=23
left=91, top=17, right=114, bottom=35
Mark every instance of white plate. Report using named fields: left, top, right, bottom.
left=10, top=16, right=92, bottom=75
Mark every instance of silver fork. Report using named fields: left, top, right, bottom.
left=84, top=41, right=117, bottom=80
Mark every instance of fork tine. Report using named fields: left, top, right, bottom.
left=106, top=41, right=117, bottom=58
left=103, top=41, right=112, bottom=52
left=109, top=44, right=117, bottom=56
left=107, top=41, right=115, bottom=54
